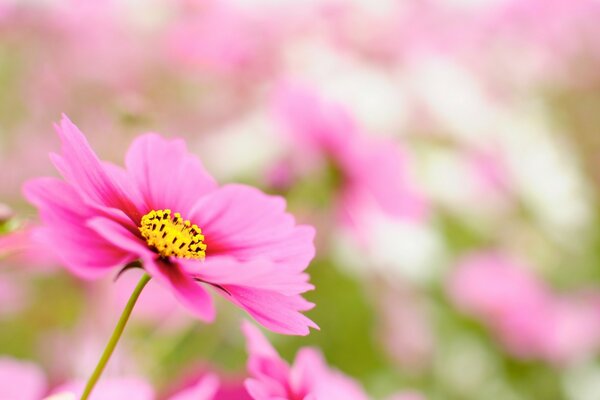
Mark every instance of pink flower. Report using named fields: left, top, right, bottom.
left=51, top=378, right=154, bottom=400
left=449, top=251, right=600, bottom=364
left=0, top=356, right=154, bottom=400
left=0, top=357, right=46, bottom=400
left=272, top=83, right=427, bottom=230
left=0, top=226, right=60, bottom=272
left=164, top=0, right=289, bottom=80
left=24, top=115, right=317, bottom=335
left=169, top=374, right=221, bottom=400
left=242, top=321, right=369, bottom=400
left=166, top=367, right=252, bottom=400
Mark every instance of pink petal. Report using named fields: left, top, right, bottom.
left=184, top=258, right=314, bottom=296
left=244, top=379, right=277, bottom=400
left=125, top=133, right=217, bottom=217
left=49, top=115, right=141, bottom=222
left=53, top=378, right=154, bottom=400
left=189, top=184, right=315, bottom=272
left=292, top=349, right=369, bottom=400
left=169, top=373, right=220, bottom=400
left=271, top=82, right=357, bottom=155
left=289, top=348, right=326, bottom=394
left=183, top=259, right=318, bottom=335
left=343, top=139, right=428, bottom=221
left=242, top=322, right=290, bottom=397
left=146, top=259, right=216, bottom=322
left=0, top=357, right=47, bottom=400
left=86, top=217, right=151, bottom=258
left=242, top=320, right=280, bottom=359
left=23, top=178, right=135, bottom=279
left=229, top=287, right=317, bottom=335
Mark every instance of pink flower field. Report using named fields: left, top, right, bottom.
left=1, top=0, right=600, bottom=399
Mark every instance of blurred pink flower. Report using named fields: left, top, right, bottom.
left=0, top=226, right=60, bottom=271
left=272, top=83, right=428, bottom=230
left=376, top=283, right=433, bottom=374
left=0, top=357, right=148, bottom=400
left=164, top=0, right=283, bottom=78
left=484, top=0, right=600, bottom=64
left=168, top=370, right=252, bottom=400
left=449, top=251, right=600, bottom=364
left=243, top=321, right=369, bottom=400
left=170, top=373, right=221, bottom=400
left=51, top=378, right=153, bottom=400
left=24, top=115, right=317, bottom=335
left=0, top=357, right=47, bottom=400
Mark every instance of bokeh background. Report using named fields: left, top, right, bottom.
left=1, top=0, right=600, bottom=399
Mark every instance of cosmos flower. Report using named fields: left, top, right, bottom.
left=169, top=374, right=222, bottom=400
left=24, top=115, right=317, bottom=335
left=0, top=357, right=46, bottom=400
left=242, top=321, right=370, bottom=400
left=0, top=356, right=152, bottom=400
left=48, top=378, right=154, bottom=400
left=271, top=83, right=427, bottom=231
left=449, top=251, right=600, bottom=364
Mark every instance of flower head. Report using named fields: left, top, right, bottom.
left=50, top=378, right=154, bottom=400
left=242, top=321, right=369, bottom=400
left=271, top=83, right=428, bottom=229
left=24, top=115, right=317, bottom=335
left=449, top=251, right=600, bottom=364
left=0, top=357, right=46, bottom=400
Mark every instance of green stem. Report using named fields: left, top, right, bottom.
left=80, top=273, right=151, bottom=400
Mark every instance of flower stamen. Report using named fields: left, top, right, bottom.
left=139, top=209, right=206, bottom=260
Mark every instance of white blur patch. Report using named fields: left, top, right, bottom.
left=421, top=148, right=478, bottom=211
left=333, top=215, right=446, bottom=285
left=563, top=362, right=600, bottom=400
left=197, top=108, right=286, bottom=181
left=283, top=36, right=409, bottom=135
left=406, top=53, right=593, bottom=251
left=496, top=103, right=594, bottom=250
left=403, top=56, right=503, bottom=142
left=124, top=0, right=173, bottom=29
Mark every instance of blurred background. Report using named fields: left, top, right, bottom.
left=1, top=0, right=600, bottom=399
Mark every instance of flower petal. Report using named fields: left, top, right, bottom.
left=0, top=357, right=47, bottom=400
left=343, top=138, right=428, bottom=221
left=271, top=82, right=356, bottom=154
left=49, top=115, right=141, bottom=222
left=145, top=259, right=216, bottom=322
left=125, top=133, right=217, bottom=217
left=242, top=320, right=280, bottom=359
left=242, top=322, right=290, bottom=398
left=182, top=258, right=318, bottom=335
left=53, top=378, right=154, bottom=400
left=184, top=257, right=314, bottom=296
left=189, top=184, right=315, bottom=272
left=293, top=348, right=369, bottom=400
left=169, top=374, right=220, bottom=400
left=229, top=287, right=318, bottom=335
left=23, top=178, right=135, bottom=279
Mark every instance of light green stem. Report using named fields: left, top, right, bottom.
left=80, top=273, right=151, bottom=400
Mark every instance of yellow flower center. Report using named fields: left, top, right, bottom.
left=139, top=209, right=206, bottom=260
